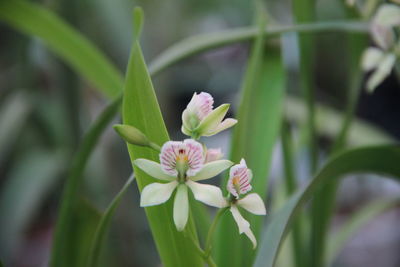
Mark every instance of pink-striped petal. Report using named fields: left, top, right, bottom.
left=159, top=139, right=204, bottom=177
left=186, top=92, right=214, bottom=121
left=227, top=159, right=253, bottom=198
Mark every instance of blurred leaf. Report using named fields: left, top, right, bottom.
left=325, top=197, right=400, bottom=265
left=214, top=12, right=286, bottom=267
left=122, top=8, right=202, bottom=267
left=0, top=92, right=31, bottom=163
left=87, top=174, right=135, bottom=267
left=50, top=96, right=122, bottom=267
left=0, top=0, right=123, bottom=98
left=254, top=145, right=400, bottom=267
left=0, top=150, right=64, bottom=263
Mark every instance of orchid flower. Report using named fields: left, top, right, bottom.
left=135, top=139, right=232, bottom=231
left=223, top=159, right=266, bottom=248
left=362, top=4, right=400, bottom=92
left=181, top=92, right=237, bottom=138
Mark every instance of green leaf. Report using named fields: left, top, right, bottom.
left=50, top=96, right=122, bottom=267
left=253, top=145, right=400, bottom=267
left=0, top=0, right=123, bottom=98
left=122, top=9, right=202, bottom=267
left=325, top=197, right=400, bottom=265
left=87, top=174, right=135, bottom=267
left=214, top=12, right=286, bottom=267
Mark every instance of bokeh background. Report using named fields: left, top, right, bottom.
left=0, top=0, right=399, bottom=266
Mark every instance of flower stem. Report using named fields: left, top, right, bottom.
left=205, top=207, right=229, bottom=257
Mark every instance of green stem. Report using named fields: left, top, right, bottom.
left=205, top=207, right=229, bottom=257
left=149, top=141, right=161, bottom=152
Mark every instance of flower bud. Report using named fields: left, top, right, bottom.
left=113, top=124, right=150, bottom=147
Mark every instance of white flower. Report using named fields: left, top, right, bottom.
left=205, top=148, right=223, bottom=163
left=224, top=159, right=266, bottom=249
left=181, top=92, right=237, bottom=138
left=135, top=139, right=233, bottom=231
left=362, top=4, right=400, bottom=92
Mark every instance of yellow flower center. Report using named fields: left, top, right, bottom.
left=232, top=176, right=241, bottom=194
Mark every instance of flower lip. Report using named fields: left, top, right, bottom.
left=160, top=139, right=204, bottom=178
left=227, top=159, right=252, bottom=198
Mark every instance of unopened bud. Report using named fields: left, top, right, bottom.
left=113, top=124, right=150, bottom=147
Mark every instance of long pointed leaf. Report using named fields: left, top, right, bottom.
left=121, top=9, right=202, bottom=267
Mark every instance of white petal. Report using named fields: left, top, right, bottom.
left=367, top=53, right=396, bottom=92
left=244, top=228, right=257, bottom=249
left=173, top=184, right=189, bottom=231
left=230, top=205, right=257, bottom=249
left=230, top=205, right=250, bottom=234
left=140, top=181, right=178, bottom=207
left=196, top=104, right=230, bottom=136
left=203, top=118, right=237, bottom=136
left=371, top=24, right=395, bottom=50
left=238, top=193, right=266, bottom=215
left=373, top=4, right=400, bottom=27
left=190, top=160, right=233, bottom=181
left=361, top=48, right=384, bottom=71
left=186, top=180, right=227, bottom=208
left=134, top=159, right=176, bottom=181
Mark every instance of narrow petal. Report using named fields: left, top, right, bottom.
left=140, top=181, right=178, bottom=207
left=173, top=184, right=189, bottom=231
left=134, top=159, right=176, bottom=181
left=238, top=193, right=266, bottom=215
left=367, top=53, right=396, bottom=92
left=244, top=228, right=257, bottom=249
left=196, top=104, right=230, bottom=136
left=361, top=48, right=384, bottom=71
left=190, top=160, right=233, bottom=181
left=186, top=180, right=227, bottom=208
left=203, top=118, right=238, bottom=136
left=230, top=205, right=257, bottom=248
left=230, top=205, right=250, bottom=233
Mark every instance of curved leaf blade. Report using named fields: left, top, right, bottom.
left=254, top=145, right=400, bottom=267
